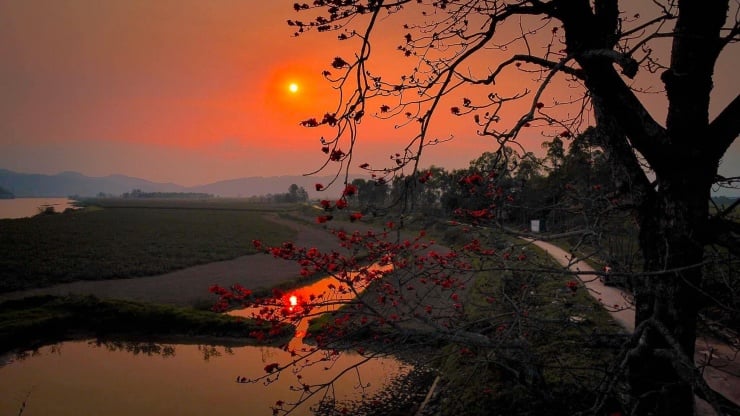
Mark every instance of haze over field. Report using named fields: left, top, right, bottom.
left=1, top=1, right=738, bottom=191
left=0, top=168, right=351, bottom=198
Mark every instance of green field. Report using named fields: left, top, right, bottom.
left=0, top=200, right=296, bottom=292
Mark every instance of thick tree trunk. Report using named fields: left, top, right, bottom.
left=557, top=2, right=729, bottom=412
left=628, top=181, right=708, bottom=415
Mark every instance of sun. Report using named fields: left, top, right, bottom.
left=288, top=82, right=299, bottom=93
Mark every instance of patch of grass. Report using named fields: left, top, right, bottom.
left=432, top=236, right=624, bottom=415
left=0, top=295, right=290, bottom=354
left=0, top=201, right=297, bottom=292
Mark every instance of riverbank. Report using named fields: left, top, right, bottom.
left=0, top=294, right=289, bottom=355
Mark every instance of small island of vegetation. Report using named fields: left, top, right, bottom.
left=0, top=186, right=14, bottom=199
left=0, top=294, right=290, bottom=354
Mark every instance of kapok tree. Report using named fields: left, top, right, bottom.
left=217, top=1, right=739, bottom=415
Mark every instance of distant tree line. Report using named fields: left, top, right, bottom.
left=0, top=185, right=14, bottom=199
left=121, top=189, right=214, bottom=199
left=243, top=184, right=309, bottom=204
left=341, top=128, right=615, bottom=231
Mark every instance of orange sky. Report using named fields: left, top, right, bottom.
left=0, top=1, right=737, bottom=188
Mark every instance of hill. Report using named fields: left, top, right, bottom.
left=0, top=169, right=185, bottom=197
left=0, top=169, right=357, bottom=199
left=188, top=175, right=347, bottom=199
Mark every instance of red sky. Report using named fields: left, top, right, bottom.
left=0, top=1, right=737, bottom=188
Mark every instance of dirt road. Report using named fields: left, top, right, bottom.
left=525, top=238, right=740, bottom=413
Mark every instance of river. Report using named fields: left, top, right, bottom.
left=0, top=198, right=78, bottom=219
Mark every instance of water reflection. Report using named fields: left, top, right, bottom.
left=0, top=268, right=410, bottom=415
left=229, top=263, right=393, bottom=353
left=0, top=339, right=408, bottom=416
left=4, top=340, right=240, bottom=365
left=90, top=340, right=178, bottom=357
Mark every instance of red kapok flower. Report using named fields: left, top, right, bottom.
left=322, top=113, right=338, bottom=126
left=316, top=215, right=333, bottom=224
left=300, top=118, right=319, bottom=127
left=335, top=198, right=348, bottom=209
left=342, top=184, right=358, bottom=197
left=331, top=56, right=349, bottom=69
left=330, top=149, right=345, bottom=161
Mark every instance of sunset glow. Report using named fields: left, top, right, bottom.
left=0, top=1, right=736, bottom=188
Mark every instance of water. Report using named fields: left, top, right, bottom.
left=0, top=198, right=78, bottom=219
left=0, top=341, right=408, bottom=416
left=0, top=266, right=409, bottom=415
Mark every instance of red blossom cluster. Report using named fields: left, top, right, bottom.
left=342, top=184, right=357, bottom=196
left=331, top=56, right=348, bottom=69
left=322, top=113, right=338, bottom=126
left=209, top=208, right=548, bottom=415
left=264, top=362, right=280, bottom=373
left=459, top=173, right=484, bottom=186
left=211, top=225, right=509, bottom=348
left=330, top=149, right=345, bottom=161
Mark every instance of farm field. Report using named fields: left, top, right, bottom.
left=0, top=200, right=298, bottom=293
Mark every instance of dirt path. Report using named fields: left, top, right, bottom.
left=0, top=215, right=344, bottom=306
left=524, top=238, right=740, bottom=413
left=524, top=238, right=635, bottom=331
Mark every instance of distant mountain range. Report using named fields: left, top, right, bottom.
left=3, top=169, right=736, bottom=201
left=0, top=169, right=356, bottom=199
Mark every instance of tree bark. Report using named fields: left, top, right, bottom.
left=555, top=1, right=732, bottom=413
left=628, top=184, right=708, bottom=415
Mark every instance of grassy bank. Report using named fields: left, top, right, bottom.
left=427, top=228, right=625, bottom=415
left=303, top=222, right=626, bottom=415
left=0, top=295, right=287, bottom=354
left=0, top=200, right=297, bottom=292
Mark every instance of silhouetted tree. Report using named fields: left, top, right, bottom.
left=227, top=2, right=739, bottom=415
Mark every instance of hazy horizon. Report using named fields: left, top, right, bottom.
left=1, top=1, right=738, bottom=188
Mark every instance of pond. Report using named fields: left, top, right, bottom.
left=0, top=340, right=409, bottom=415
left=0, top=266, right=411, bottom=415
